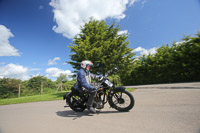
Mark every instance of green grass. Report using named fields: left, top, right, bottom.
left=0, top=88, right=135, bottom=106
left=126, top=88, right=135, bottom=92
left=0, top=91, right=69, bottom=106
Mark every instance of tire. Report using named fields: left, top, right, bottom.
left=68, top=93, right=86, bottom=112
left=108, top=90, right=135, bottom=112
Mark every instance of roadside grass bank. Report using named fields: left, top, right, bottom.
left=126, top=88, right=135, bottom=92
left=0, top=91, right=68, bottom=106
left=0, top=88, right=135, bottom=106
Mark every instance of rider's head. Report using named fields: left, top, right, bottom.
left=81, top=60, right=93, bottom=71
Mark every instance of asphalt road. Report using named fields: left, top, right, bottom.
left=124, top=82, right=200, bottom=89
left=0, top=89, right=200, bottom=133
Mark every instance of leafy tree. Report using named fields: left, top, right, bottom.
left=0, top=78, right=21, bottom=99
left=56, top=73, right=68, bottom=83
left=25, top=76, right=56, bottom=95
left=56, top=73, right=68, bottom=92
left=130, top=31, right=200, bottom=85
left=68, top=18, right=135, bottom=80
left=63, top=79, right=76, bottom=91
left=108, top=74, right=122, bottom=86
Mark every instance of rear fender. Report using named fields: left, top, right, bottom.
left=63, top=92, right=71, bottom=100
left=63, top=92, right=72, bottom=105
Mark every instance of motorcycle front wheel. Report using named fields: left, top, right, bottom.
left=108, top=90, right=135, bottom=112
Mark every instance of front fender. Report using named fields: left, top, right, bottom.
left=113, top=86, right=126, bottom=92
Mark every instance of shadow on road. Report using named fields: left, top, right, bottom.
left=56, top=109, right=127, bottom=120
left=56, top=110, right=93, bottom=119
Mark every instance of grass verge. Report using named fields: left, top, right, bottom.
left=0, top=91, right=68, bottom=106
left=126, top=88, right=135, bottom=92
left=0, top=88, right=135, bottom=106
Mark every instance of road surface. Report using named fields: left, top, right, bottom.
left=124, top=82, right=200, bottom=89
left=0, top=89, right=200, bottom=133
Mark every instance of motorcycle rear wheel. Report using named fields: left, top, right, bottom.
left=109, top=90, right=135, bottom=112
left=68, top=94, right=86, bottom=112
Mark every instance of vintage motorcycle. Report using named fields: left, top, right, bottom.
left=63, top=77, right=135, bottom=112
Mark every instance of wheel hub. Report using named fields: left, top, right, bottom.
left=118, top=98, right=125, bottom=104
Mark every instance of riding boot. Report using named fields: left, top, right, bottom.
left=87, top=106, right=96, bottom=113
left=87, top=90, right=97, bottom=113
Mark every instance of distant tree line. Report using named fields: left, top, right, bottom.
left=127, top=32, right=200, bottom=85
left=0, top=75, right=76, bottom=99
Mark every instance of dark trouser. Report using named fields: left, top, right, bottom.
left=87, top=90, right=97, bottom=107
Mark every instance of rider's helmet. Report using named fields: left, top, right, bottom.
left=81, top=60, right=93, bottom=70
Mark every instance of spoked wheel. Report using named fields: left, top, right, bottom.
left=109, top=90, right=135, bottom=112
left=68, top=94, right=86, bottom=112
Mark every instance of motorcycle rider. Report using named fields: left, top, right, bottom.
left=77, top=60, right=102, bottom=113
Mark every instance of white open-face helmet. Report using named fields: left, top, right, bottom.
left=81, top=60, right=93, bottom=69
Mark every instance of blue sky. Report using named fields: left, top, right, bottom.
left=0, top=0, right=200, bottom=80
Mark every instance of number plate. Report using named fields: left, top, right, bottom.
left=105, top=80, right=113, bottom=87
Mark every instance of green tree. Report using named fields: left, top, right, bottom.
left=69, top=19, right=135, bottom=82
left=130, top=31, right=200, bottom=85
left=56, top=73, right=68, bottom=83
left=63, top=79, right=76, bottom=91
left=0, top=78, right=21, bottom=99
left=56, top=73, right=68, bottom=92
left=68, top=18, right=135, bottom=79
left=25, top=76, right=56, bottom=95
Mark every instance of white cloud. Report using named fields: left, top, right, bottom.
left=0, top=63, right=30, bottom=80
left=0, top=25, right=21, bottom=56
left=175, top=40, right=189, bottom=45
left=118, top=30, right=128, bottom=35
left=133, top=46, right=158, bottom=56
left=45, top=67, right=72, bottom=78
left=148, top=47, right=158, bottom=55
left=30, top=68, right=41, bottom=71
left=49, top=0, right=137, bottom=39
left=48, top=57, right=60, bottom=65
left=31, top=73, right=42, bottom=78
